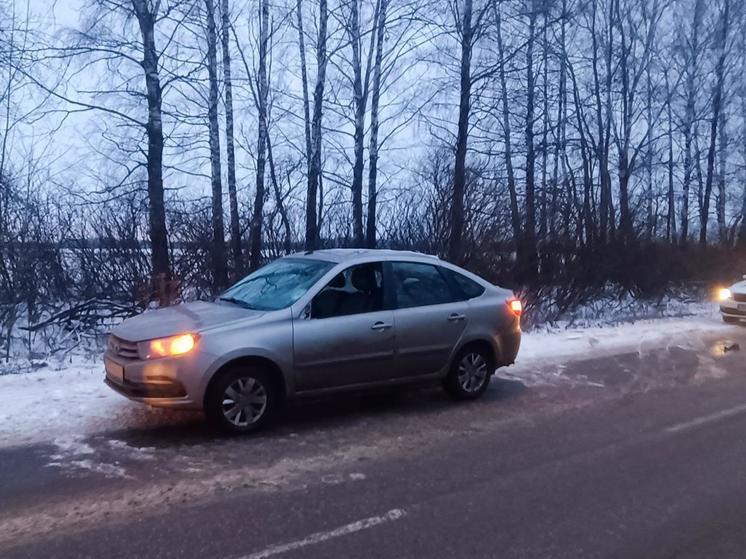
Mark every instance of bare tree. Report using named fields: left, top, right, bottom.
left=203, top=0, right=228, bottom=288
left=366, top=0, right=388, bottom=248
left=221, top=0, right=243, bottom=276
left=249, top=0, right=270, bottom=269
left=680, top=0, right=705, bottom=245
left=304, top=0, right=329, bottom=250
left=700, top=0, right=730, bottom=246
left=132, top=0, right=172, bottom=298
left=447, top=0, right=489, bottom=263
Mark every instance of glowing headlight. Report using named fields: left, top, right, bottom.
left=138, top=334, right=197, bottom=360
left=718, top=288, right=732, bottom=301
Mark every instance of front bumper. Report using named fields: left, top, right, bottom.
left=720, top=299, right=746, bottom=320
left=104, top=348, right=213, bottom=410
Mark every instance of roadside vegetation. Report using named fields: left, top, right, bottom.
left=0, top=0, right=744, bottom=361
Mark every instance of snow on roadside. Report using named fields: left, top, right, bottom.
left=0, top=356, right=195, bottom=449
left=520, top=310, right=729, bottom=363
left=0, top=305, right=734, bottom=449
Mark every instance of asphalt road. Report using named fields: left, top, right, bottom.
left=3, top=323, right=746, bottom=558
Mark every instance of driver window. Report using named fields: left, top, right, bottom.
left=311, top=262, right=384, bottom=319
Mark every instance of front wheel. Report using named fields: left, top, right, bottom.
left=443, top=346, right=493, bottom=400
left=205, top=366, right=279, bottom=434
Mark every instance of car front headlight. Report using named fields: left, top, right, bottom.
left=138, top=333, right=198, bottom=360
left=718, top=288, right=733, bottom=301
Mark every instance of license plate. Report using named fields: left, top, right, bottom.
left=739, top=304, right=746, bottom=312
left=105, top=359, right=124, bottom=383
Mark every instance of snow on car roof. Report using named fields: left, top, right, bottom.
left=288, top=248, right=440, bottom=263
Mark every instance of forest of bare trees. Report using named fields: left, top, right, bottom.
left=1, top=0, right=746, bottom=345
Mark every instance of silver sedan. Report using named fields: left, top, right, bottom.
left=104, top=249, right=522, bottom=433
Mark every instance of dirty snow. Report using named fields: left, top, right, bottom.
left=0, top=306, right=734, bottom=450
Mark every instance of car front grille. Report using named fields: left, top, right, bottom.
left=733, top=293, right=746, bottom=303
left=108, top=335, right=139, bottom=360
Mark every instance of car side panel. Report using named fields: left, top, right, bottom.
left=460, top=293, right=521, bottom=367
left=392, top=301, right=470, bottom=377
left=196, top=309, right=296, bottom=399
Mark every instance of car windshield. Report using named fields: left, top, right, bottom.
left=218, top=258, right=334, bottom=311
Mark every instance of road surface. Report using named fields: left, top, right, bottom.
left=2, top=319, right=746, bottom=558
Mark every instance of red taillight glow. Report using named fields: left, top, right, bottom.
left=508, top=298, right=523, bottom=316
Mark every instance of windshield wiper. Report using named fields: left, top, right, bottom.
left=218, top=296, right=256, bottom=310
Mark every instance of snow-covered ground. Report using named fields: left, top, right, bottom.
left=0, top=305, right=733, bottom=450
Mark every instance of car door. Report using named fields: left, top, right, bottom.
left=293, top=261, right=397, bottom=391
left=388, top=261, right=469, bottom=378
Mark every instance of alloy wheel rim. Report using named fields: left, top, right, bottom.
left=457, top=352, right=488, bottom=393
left=221, top=376, right=268, bottom=427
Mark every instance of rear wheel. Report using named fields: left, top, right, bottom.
left=443, top=345, right=493, bottom=400
left=205, top=366, right=279, bottom=434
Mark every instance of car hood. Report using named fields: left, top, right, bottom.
left=731, top=280, right=746, bottom=293
left=111, top=301, right=265, bottom=342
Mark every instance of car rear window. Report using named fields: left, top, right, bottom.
left=391, top=262, right=459, bottom=308
left=442, top=269, right=485, bottom=300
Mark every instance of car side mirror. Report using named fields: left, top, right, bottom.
left=300, top=303, right=312, bottom=320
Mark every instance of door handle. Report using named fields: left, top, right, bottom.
left=448, top=313, right=466, bottom=322
left=371, top=321, right=392, bottom=331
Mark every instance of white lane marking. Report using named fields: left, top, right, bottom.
left=664, top=403, right=746, bottom=434
left=238, top=508, right=406, bottom=559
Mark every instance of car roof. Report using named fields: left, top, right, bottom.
left=287, top=248, right=440, bottom=264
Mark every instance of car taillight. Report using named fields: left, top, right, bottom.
left=507, top=298, right=522, bottom=317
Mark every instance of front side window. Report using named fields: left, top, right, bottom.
left=391, top=262, right=458, bottom=309
left=219, top=258, right=334, bottom=311
left=311, top=262, right=384, bottom=319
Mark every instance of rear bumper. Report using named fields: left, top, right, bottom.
left=496, top=323, right=522, bottom=367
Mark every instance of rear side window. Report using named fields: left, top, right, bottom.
left=391, top=262, right=458, bottom=309
left=443, top=269, right=485, bottom=300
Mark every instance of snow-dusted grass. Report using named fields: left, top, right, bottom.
left=0, top=303, right=730, bottom=449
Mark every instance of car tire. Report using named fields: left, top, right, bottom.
left=205, top=365, right=279, bottom=434
left=723, top=316, right=740, bottom=324
left=443, top=345, right=494, bottom=400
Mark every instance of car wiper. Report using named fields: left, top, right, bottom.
left=218, top=296, right=256, bottom=310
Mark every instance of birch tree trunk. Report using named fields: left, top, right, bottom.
left=296, top=0, right=312, bottom=176
left=717, top=106, right=727, bottom=244
left=700, top=0, right=730, bottom=246
left=447, top=0, right=474, bottom=264
left=221, top=0, right=243, bottom=277
left=366, top=0, right=388, bottom=248
left=305, top=0, right=328, bottom=250
left=131, top=0, right=171, bottom=300
left=665, top=71, right=677, bottom=241
left=551, top=0, right=568, bottom=240
left=521, top=0, right=538, bottom=279
left=250, top=0, right=270, bottom=269
left=348, top=0, right=365, bottom=246
left=539, top=6, right=549, bottom=242
left=494, top=1, right=521, bottom=246
left=681, top=0, right=704, bottom=245
left=740, top=49, right=746, bottom=248
left=204, top=0, right=227, bottom=289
